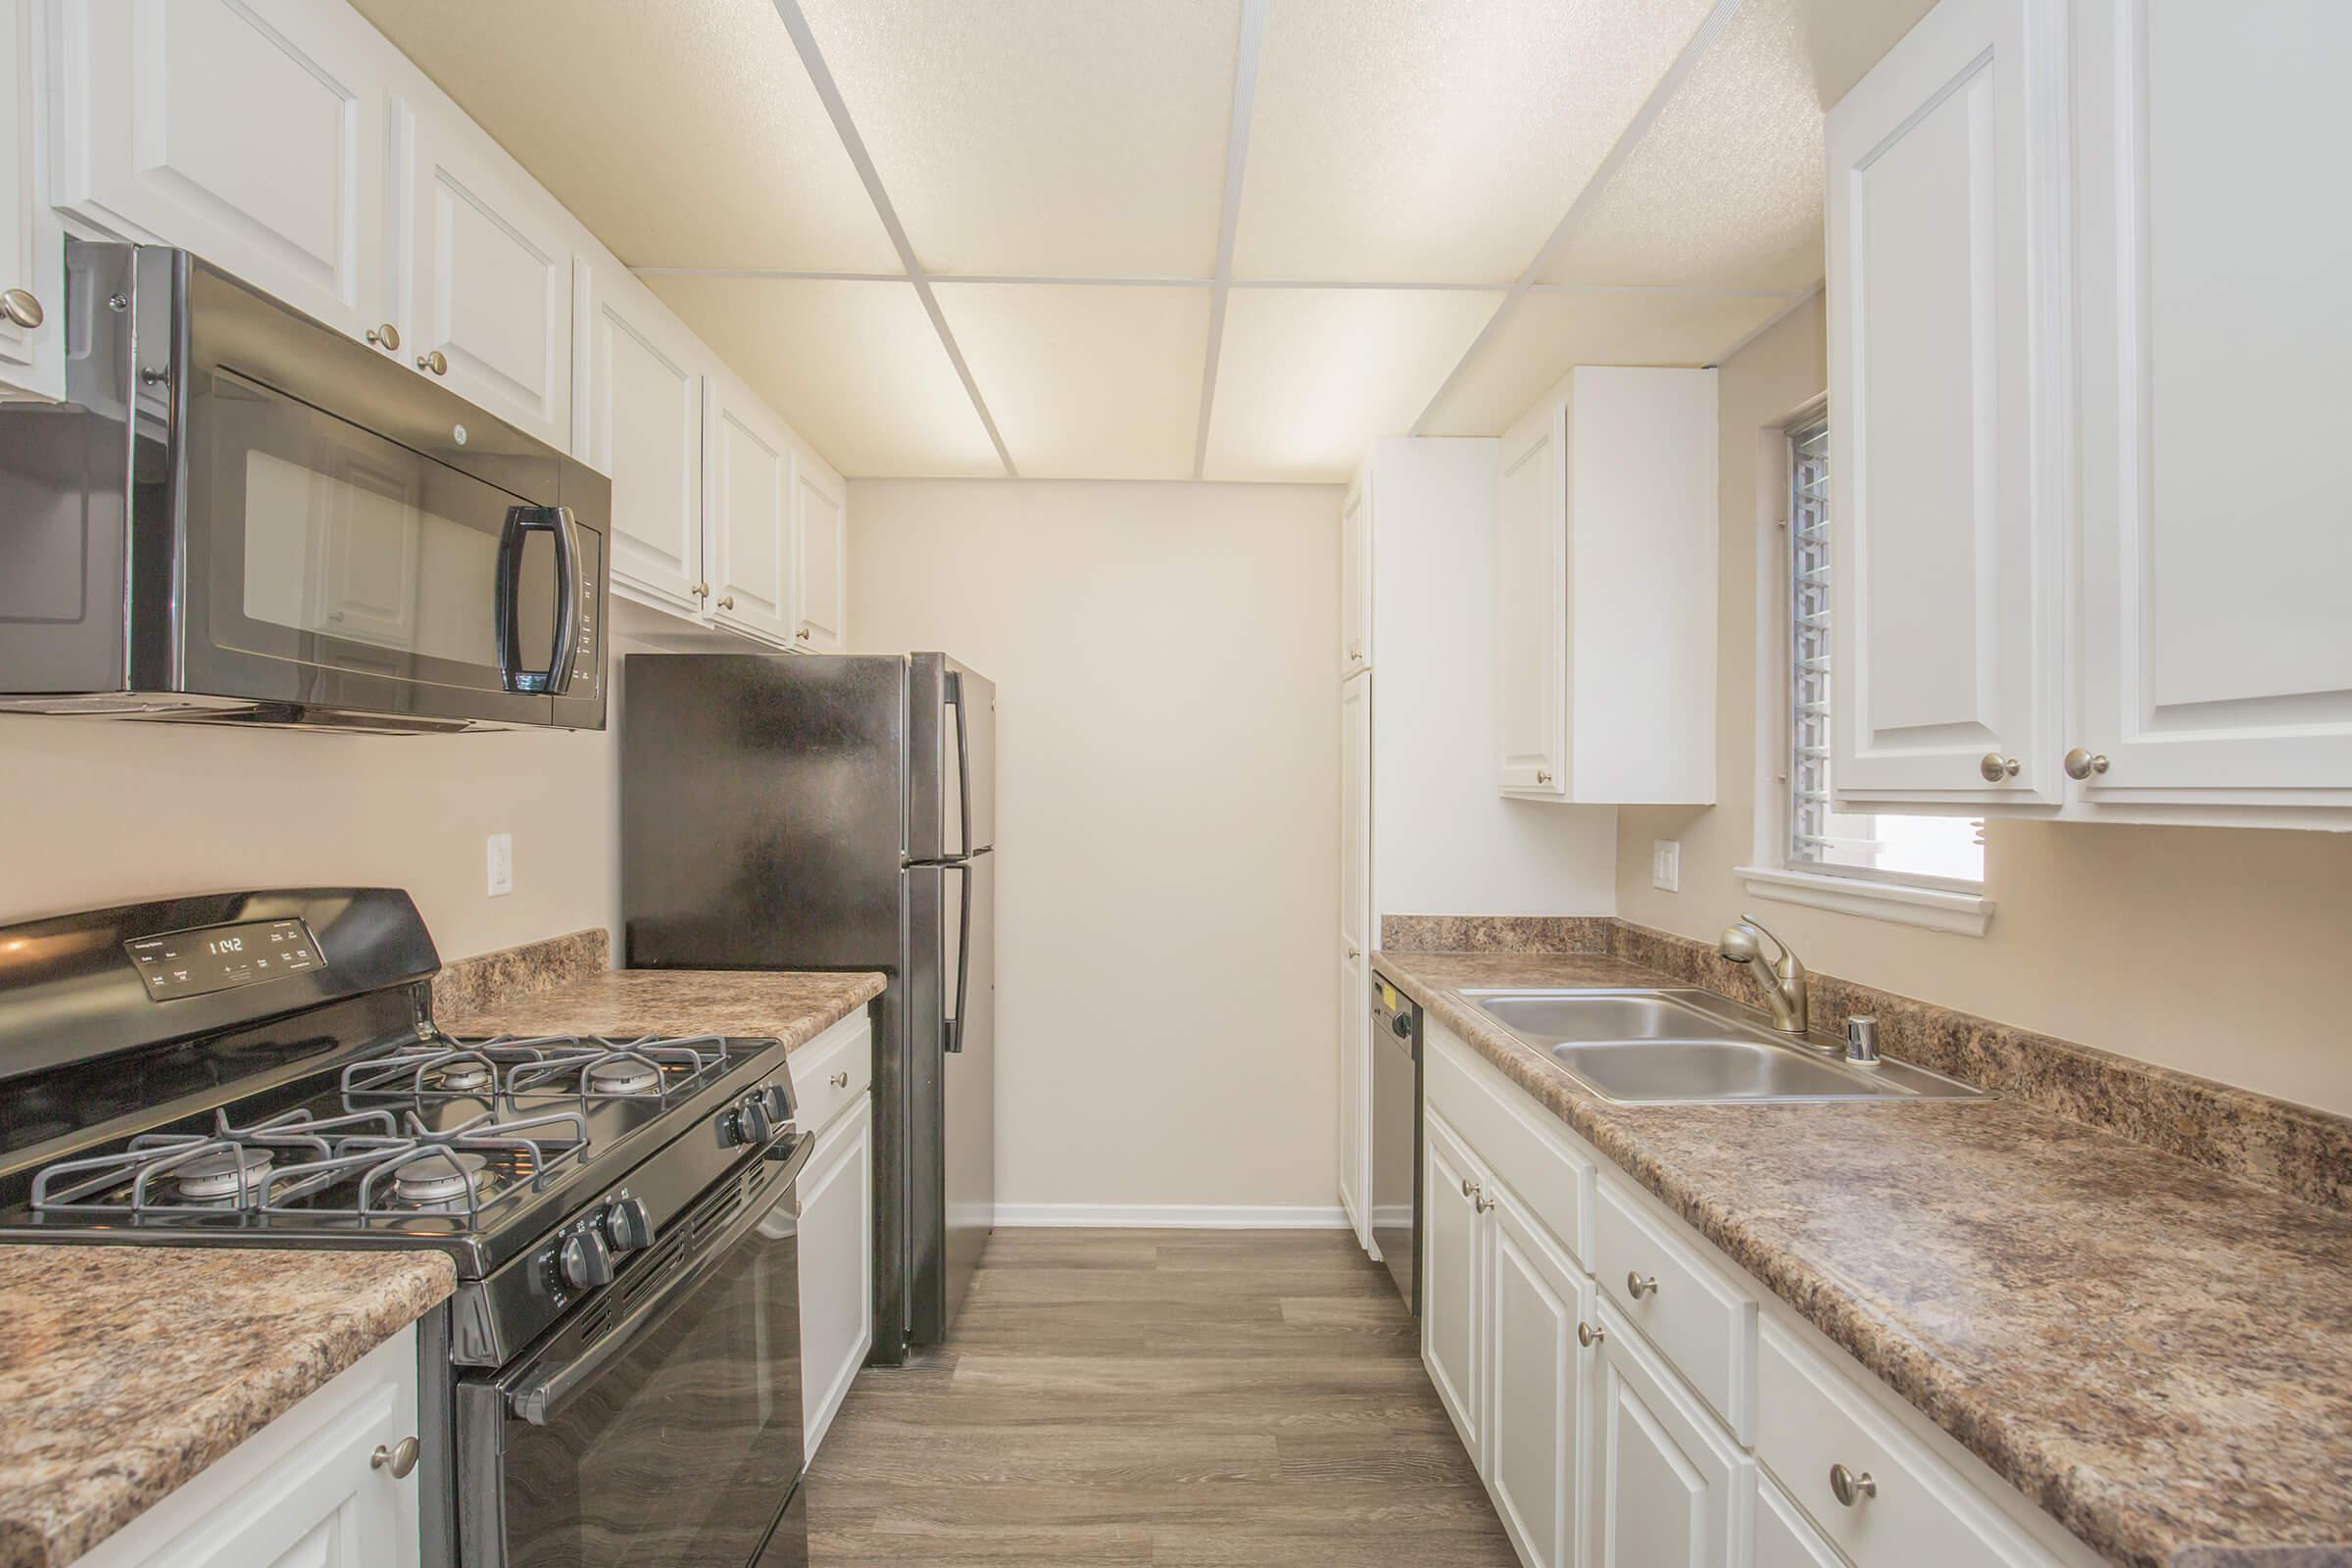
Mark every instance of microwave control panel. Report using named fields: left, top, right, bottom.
left=123, top=918, right=324, bottom=1001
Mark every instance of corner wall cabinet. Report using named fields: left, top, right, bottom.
left=47, top=0, right=849, bottom=656
left=72, top=1327, right=423, bottom=1568
left=1494, top=368, right=1718, bottom=805
left=1417, top=1014, right=2104, bottom=1568
left=1828, top=0, right=2352, bottom=825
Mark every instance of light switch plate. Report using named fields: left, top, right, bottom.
left=487, top=833, right=514, bottom=897
left=1650, top=839, right=1681, bottom=893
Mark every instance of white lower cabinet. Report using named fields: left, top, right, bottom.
left=793, top=1009, right=876, bottom=1462
left=1423, top=1020, right=2100, bottom=1568
left=75, top=1326, right=421, bottom=1568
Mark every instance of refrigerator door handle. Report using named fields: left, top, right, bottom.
left=947, top=670, right=973, bottom=859
left=944, top=860, right=973, bottom=1054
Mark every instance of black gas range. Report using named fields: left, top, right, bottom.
left=0, top=888, right=814, bottom=1568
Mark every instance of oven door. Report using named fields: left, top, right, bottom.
left=457, top=1134, right=813, bottom=1568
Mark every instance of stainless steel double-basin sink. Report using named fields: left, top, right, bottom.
left=1464, top=989, right=1990, bottom=1105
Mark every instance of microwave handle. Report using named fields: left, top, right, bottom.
left=508, top=1130, right=814, bottom=1427
left=494, top=506, right=581, bottom=695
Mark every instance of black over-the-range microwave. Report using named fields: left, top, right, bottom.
left=0, top=240, right=608, bottom=732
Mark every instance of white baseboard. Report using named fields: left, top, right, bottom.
left=993, top=1202, right=1354, bottom=1230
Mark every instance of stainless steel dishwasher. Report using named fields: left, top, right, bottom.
left=1370, top=974, right=1422, bottom=1315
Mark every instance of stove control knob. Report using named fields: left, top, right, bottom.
left=559, top=1228, right=614, bottom=1292
left=603, top=1195, right=655, bottom=1254
left=734, top=1092, right=774, bottom=1146
left=759, top=1083, right=793, bottom=1123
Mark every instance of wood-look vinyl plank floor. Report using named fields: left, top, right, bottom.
left=806, top=1228, right=1518, bottom=1567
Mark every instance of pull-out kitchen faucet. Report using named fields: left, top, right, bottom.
left=1717, top=915, right=1808, bottom=1036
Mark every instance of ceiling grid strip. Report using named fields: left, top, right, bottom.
left=1408, top=0, right=1750, bottom=435
left=627, top=269, right=1811, bottom=304
left=1192, top=0, right=1269, bottom=480
left=770, top=0, right=1020, bottom=476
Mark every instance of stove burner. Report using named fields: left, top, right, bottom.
left=174, top=1146, right=272, bottom=1200
left=433, top=1061, right=494, bottom=1093
left=394, top=1150, right=489, bottom=1205
left=585, top=1057, right=661, bottom=1095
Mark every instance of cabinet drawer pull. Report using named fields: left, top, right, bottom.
left=1978, top=753, right=2020, bottom=781
left=1626, top=1270, right=1658, bottom=1299
left=1830, top=1463, right=1877, bottom=1507
left=371, top=1436, right=420, bottom=1479
left=830, top=1070, right=850, bottom=1089
left=1577, top=1320, right=1603, bottom=1348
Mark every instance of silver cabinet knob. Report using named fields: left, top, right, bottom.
left=1460, top=1176, right=1479, bottom=1199
left=1535, top=769, right=1553, bottom=785
left=0, top=287, right=43, bottom=329
left=1829, top=1463, right=1877, bottom=1507
left=2063, top=747, right=2110, bottom=780
left=717, top=595, right=735, bottom=610
left=1978, top=753, right=2021, bottom=782
left=692, top=582, right=711, bottom=599
left=1577, top=1320, right=1604, bottom=1348
left=795, top=626, right=812, bottom=641
left=1474, top=1192, right=1496, bottom=1213
left=1347, top=945, right=1359, bottom=960
left=416, top=349, right=448, bottom=375
left=1626, top=1271, right=1658, bottom=1299
left=830, top=1070, right=850, bottom=1089
left=371, top=1436, right=420, bottom=1479
left=367, top=322, right=401, bottom=350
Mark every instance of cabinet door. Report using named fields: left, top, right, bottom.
left=1756, top=1475, right=1846, bottom=1568
left=53, top=0, right=389, bottom=342
left=800, top=1094, right=874, bottom=1460
left=402, top=101, right=573, bottom=449
left=1496, top=396, right=1567, bottom=797
left=576, top=258, right=705, bottom=612
left=2072, top=0, right=2352, bottom=810
left=0, top=0, right=59, bottom=398
left=1422, top=1111, right=1486, bottom=1453
left=1824, top=0, right=2067, bottom=808
left=792, top=456, right=849, bottom=652
left=1485, top=1191, right=1592, bottom=1568
left=705, top=370, right=795, bottom=644
left=1586, top=1302, right=1750, bottom=1568
left=1338, top=941, right=1367, bottom=1249
left=1341, top=477, right=1370, bottom=677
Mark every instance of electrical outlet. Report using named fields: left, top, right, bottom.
left=487, top=833, right=514, bottom=897
left=1650, top=839, right=1681, bottom=893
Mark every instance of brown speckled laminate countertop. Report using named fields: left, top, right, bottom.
left=1372, top=950, right=2352, bottom=1568
left=440, top=968, right=884, bottom=1049
left=0, top=1247, right=454, bottom=1568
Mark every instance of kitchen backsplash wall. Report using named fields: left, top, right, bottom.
left=851, top=478, right=1343, bottom=1217
left=1612, top=295, right=2352, bottom=1119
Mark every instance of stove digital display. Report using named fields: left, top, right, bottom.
left=123, top=918, right=324, bottom=1001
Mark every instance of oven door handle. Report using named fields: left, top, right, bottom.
left=507, top=1131, right=814, bottom=1427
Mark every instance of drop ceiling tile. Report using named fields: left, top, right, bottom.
left=350, top=0, right=895, bottom=271
left=647, top=277, right=1002, bottom=477
left=1542, top=0, right=1826, bottom=292
left=935, top=284, right=1209, bottom=479
left=1235, top=0, right=1718, bottom=283
left=798, top=0, right=1240, bottom=278
left=1202, top=288, right=1498, bottom=481
left=1420, top=289, right=1792, bottom=435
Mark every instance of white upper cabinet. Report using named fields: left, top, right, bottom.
left=399, top=99, right=572, bottom=448
left=1825, top=0, right=2068, bottom=810
left=53, top=0, right=390, bottom=342
left=2070, top=0, right=2352, bottom=817
left=792, top=455, right=849, bottom=653
left=705, top=364, right=796, bottom=645
left=1495, top=368, right=1718, bottom=804
left=1341, top=476, right=1371, bottom=679
left=576, top=257, right=705, bottom=614
left=0, top=0, right=59, bottom=398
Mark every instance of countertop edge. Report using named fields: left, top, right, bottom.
left=1371, top=951, right=2183, bottom=1568
left=436, top=969, right=887, bottom=1055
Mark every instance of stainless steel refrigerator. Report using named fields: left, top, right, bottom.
left=619, top=652, right=996, bottom=1361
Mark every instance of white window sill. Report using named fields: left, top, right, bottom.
left=1734, top=864, right=1994, bottom=938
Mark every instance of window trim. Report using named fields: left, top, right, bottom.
left=1745, top=396, right=1995, bottom=938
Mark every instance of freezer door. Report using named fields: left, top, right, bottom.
left=910, top=654, right=997, bottom=861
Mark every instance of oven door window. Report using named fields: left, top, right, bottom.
left=473, top=1182, right=804, bottom=1568
left=185, top=368, right=558, bottom=724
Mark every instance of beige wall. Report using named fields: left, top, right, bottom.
left=851, top=478, right=1342, bottom=1211
left=1616, top=296, right=2352, bottom=1115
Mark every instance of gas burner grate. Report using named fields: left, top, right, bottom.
left=340, top=1033, right=729, bottom=1104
